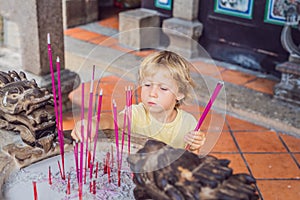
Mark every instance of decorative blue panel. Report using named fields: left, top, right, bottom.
left=264, top=0, right=297, bottom=25
left=155, top=0, right=172, bottom=10
left=214, top=0, right=254, bottom=19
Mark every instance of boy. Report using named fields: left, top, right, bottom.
left=71, top=51, right=206, bottom=154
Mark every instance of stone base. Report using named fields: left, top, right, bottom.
left=274, top=61, right=300, bottom=105
left=162, top=17, right=203, bottom=59
left=119, top=8, right=160, bottom=50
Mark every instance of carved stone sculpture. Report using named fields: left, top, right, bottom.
left=0, top=71, right=56, bottom=152
left=275, top=1, right=300, bottom=105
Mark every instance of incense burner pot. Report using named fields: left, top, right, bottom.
left=0, top=71, right=56, bottom=152
left=128, top=140, right=259, bottom=200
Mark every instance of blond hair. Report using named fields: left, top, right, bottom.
left=138, top=51, right=196, bottom=107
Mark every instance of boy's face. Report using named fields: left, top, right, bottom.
left=140, top=68, right=184, bottom=115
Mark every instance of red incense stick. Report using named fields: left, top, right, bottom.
left=89, top=182, right=92, bottom=193
left=185, top=81, right=224, bottom=150
left=33, top=181, right=38, bottom=200
left=73, top=142, right=79, bottom=183
left=118, top=169, right=121, bottom=187
left=48, top=166, right=52, bottom=185
left=95, top=162, right=99, bottom=178
left=58, top=161, right=63, bottom=179
left=106, top=152, right=111, bottom=183
left=93, top=180, right=96, bottom=194
left=66, top=174, right=71, bottom=195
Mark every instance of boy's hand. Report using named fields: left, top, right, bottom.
left=184, top=130, right=206, bottom=154
left=71, top=119, right=96, bottom=142
left=70, top=113, right=116, bottom=142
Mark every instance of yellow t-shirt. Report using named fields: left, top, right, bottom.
left=130, top=103, right=197, bottom=149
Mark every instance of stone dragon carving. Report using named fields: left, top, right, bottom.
left=128, top=140, right=259, bottom=200
left=0, top=71, right=56, bottom=152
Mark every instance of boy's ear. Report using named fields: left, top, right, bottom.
left=176, top=93, right=185, bottom=101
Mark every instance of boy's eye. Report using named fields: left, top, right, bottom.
left=160, top=86, right=168, bottom=91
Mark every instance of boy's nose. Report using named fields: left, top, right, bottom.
left=149, top=85, right=158, bottom=98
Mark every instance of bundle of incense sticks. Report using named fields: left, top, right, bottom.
left=47, top=33, right=65, bottom=179
left=186, top=81, right=224, bottom=150
left=76, top=67, right=104, bottom=196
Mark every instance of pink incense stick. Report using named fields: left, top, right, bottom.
left=86, top=78, right=94, bottom=182
left=92, top=89, right=103, bottom=164
left=79, top=83, right=85, bottom=196
left=47, top=34, right=59, bottom=132
left=127, top=87, right=132, bottom=155
left=47, top=34, right=63, bottom=170
left=186, top=81, right=224, bottom=150
left=56, top=57, right=65, bottom=179
left=113, top=100, right=122, bottom=187
left=112, top=100, right=120, bottom=169
left=119, top=105, right=127, bottom=171
left=120, top=87, right=130, bottom=169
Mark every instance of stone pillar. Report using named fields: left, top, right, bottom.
left=162, top=0, right=203, bottom=58
left=0, top=0, right=80, bottom=110
left=0, top=0, right=64, bottom=76
left=64, top=0, right=98, bottom=28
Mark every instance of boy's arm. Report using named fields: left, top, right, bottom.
left=71, top=112, right=125, bottom=141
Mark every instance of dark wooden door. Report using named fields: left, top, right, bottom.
left=198, top=0, right=300, bottom=77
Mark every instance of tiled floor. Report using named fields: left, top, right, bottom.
left=63, top=9, right=300, bottom=200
